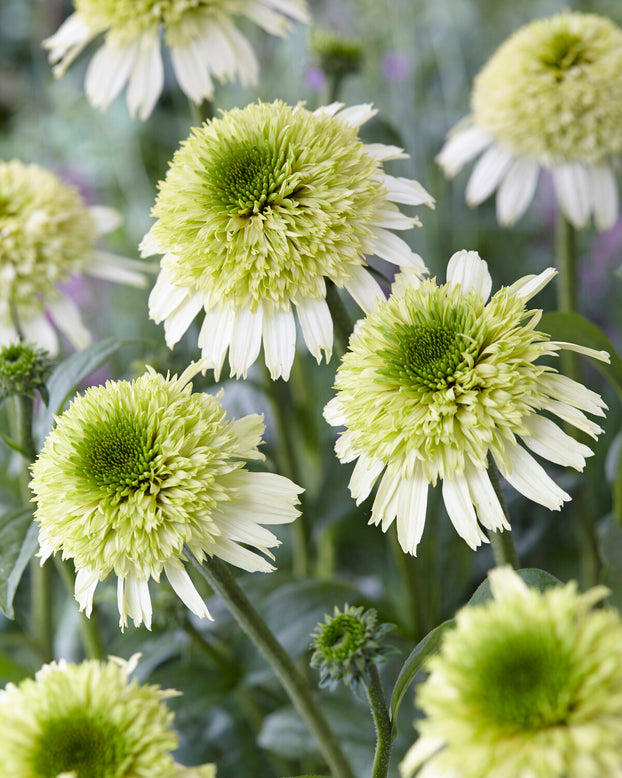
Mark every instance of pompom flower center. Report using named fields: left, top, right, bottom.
left=81, top=415, right=157, bottom=495
left=540, top=30, right=587, bottom=74
left=76, top=0, right=208, bottom=31
left=472, top=630, right=574, bottom=732
left=321, top=613, right=367, bottom=660
left=207, top=141, right=296, bottom=217
left=31, top=710, right=129, bottom=778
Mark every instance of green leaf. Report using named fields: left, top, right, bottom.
left=0, top=648, right=33, bottom=684
left=389, top=618, right=454, bottom=735
left=467, top=567, right=563, bottom=607
left=0, top=507, right=38, bottom=618
left=35, top=337, right=136, bottom=441
left=540, top=311, right=622, bottom=398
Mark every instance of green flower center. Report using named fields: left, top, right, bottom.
left=390, top=324, right=472, bottom=391
left=539, top=30, right=587, bottom=73
left=76, top=0, right=213, bottom=35
left=31, top=710, right=130, bottom=778
left=470, top=631, right=574, bottom=732
left=81, top=415, right=158, bottom=494
left=320, top=614, right=366, bottom=660
left=207, top=141, right=296, bottom=217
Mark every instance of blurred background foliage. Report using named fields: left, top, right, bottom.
left=1, top=0, right=622, bottom=775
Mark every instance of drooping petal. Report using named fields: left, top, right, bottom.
left=465, top=144, right=514, bottom=206
left=552, top=163, right=591, bottom=229
left=198, top=306, right=235, bottom=381
left=496, top=157, right=539, bottom=226
left=349, top=454, right=386, bottom=504
left=47, top=296, right=91, bottom=350
left=296, top=296, right=333, bottom=363
left=229, top=304, right=263, bottom=378
left=343, top=265, right=385, bottom=313
left=521, top=414, right=593, bottom=470
left=165, top=563, right=212, bottom=620
left=126, top=31, right=163, bottom=120
left=495, top=444, right=570, bottom=511
left=118, top=575, right=153, bottom=630
left=262, top=306, right=297, bottom=380
left=587, top=163, right=619, bottom=231
left=442, top=476, right=488, bottom=549
left=74, top=567, right=100, bottom=618
left=464, top=461, right=510, bottom=532
left=436, top=121, right=495, bottom=177
left=85, top=40, right=137, bottom=111
left=395, top=470, right=429, bottom=555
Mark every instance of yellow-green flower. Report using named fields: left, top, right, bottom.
left=0, top=653, right=216, bottom=778
left=43, top=0, right=309, bottom=120
left=437, top=12, right=622, bottom=229
left=400, top=567, right=622, bottom=778
left=0, top=159, right=146, bottom=354
left=144, top=100, right=433, bottom=380
left=30, top=361, right=302, bottom=629
left=324, top=250, right=609, bottom=554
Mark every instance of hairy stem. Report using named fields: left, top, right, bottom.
left=367, top=664, right=394, bottom=778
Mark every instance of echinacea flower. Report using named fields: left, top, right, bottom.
left=437, top=12, right=622, bottom=229
left=143, top=100, right=433, bottom=380
left=0, top=653, right=216, bottom=778
left=324, top=250, right=609, bottom=554
left=43, top=0, right=309, bottom=120
left=0, top=159, right=147, bottom=355
left=400, top=567, right=622, bottom=778
left=30, top=361, right=302, bottom=629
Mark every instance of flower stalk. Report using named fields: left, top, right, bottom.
left=486, top=456, right=519, bottom=569
left=367, top=664, right=394, bottom=778
left=189, top=552, right=356, bottom=778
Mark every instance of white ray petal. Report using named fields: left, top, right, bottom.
left=217, top=19, right=259, bottom=86
left=366, top=229, right=428, bottom=272
left=85, top=40, right=137, bottom=110
left=198, top=306, right=234, bottom=381
left=87, top=250, right=149, bottom=288
left=507, top=268, right=556, bottom=301
left=349, top=455, right=385, bottom=504
left=210, top=538, right=275, bottom=572
left=521, top=414, right=593, bottom=470
left=436, top=121, right=494, bottom=177
left=371, top=468, right=401, bottom=531
left=229, top=304, right=263, bottom=378
left=118, top=575, right=152, bottom=630
left=446, top=250, right=491, bottom=300
left=47, top=296, right=91, bottom=350
left=22, top=313, right=59, bottom=355
left=334, top=430, right=359, bottom=463
left=262, top=306, right=296, bottom=380
left=547, top=341, right=610, bottom=363
left=89, top=205, right=122, bottom=234
left=296, top=296, right=333, bottom=363
left=540, top=397, right=604, bottom=440
left=139, top=228, right=161, bottom=257
left=496, top=157, right=539, bottom=226
left=335, top=103, right=377, bottom=128
left=43, top=13, right=94, bottom=75
left=74, top=568, right=100, bottom=618
left=370, top=205, right=417, bottom=230
left=363, top=143, right=409, bottom=161
left=377, top=174, right=435, bottom=207
left=465, top=144, right=514, bottom=206
left=538, top=373, right=607, bottom=416
left=165, top=563, right=212, bottom=620
left=553, top=163, right=591, bottom=229
left=464, top=462, right=510, bottom=532
left=149, top=268, right=190, bottom=322
left=494, top=444, right=570, bottom=511
left=232, top=471, right=303, bottom=523
left=323, top=396, right=347, bottom=426
left=343, top=265, right=385, bottom=313
left=400, top=735, right=446, bottom=778
left=587, top=163, right=619, bottom=231
left=263, top=0, right=310, bottom=22
left=395, top=470, right=429, bottom=555
left=162, top=293, right=203, bottom=348
left=170, top=40, right=214, bottom=104
left=230, top=414, right=265, bottom=460
left=126, top=32, right=163, bottom=120
left=442, top=476, right=488, bottom=549
left=313, top=102, right=344, bottom=118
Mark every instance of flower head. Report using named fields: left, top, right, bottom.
left=310, top=604, right=393, bottom=693
left=0, top=159, right=147, bottom=355
left=324, top=250, right=609, bottom=554
left=400, top=567, right=622, bottom=778
left=0, top=342, right=53, bottom=402
left=437, top=12, right=622, bottom=229
left=30, top=361, right=303, bottom=629
left=0, top=653, right=216, bottom=778
left=144, top=100, right=433, bottom=380
left=43, top=0, right=309, bottom=120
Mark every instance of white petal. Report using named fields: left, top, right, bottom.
left=21, top=313, right=59, bottom=355
left=377, top=174, right=435, bottom=207
left=371, top=468, right=401, bottom=531
left=400, top=735, right=446, bottom=778
left=349, top=455, right=385, bottom=504
left=262, top=306, right=296, bottom=380
left=170, top=40, right=214, bottom=104
left=43, top=14, right=94, bottom=74
left=216, top=19, right=259, bottom=86
left=198, top=307, right=234, bottom=381
left=496, top=158, right=540, bottom=226
left=538, top=373, right=607, bottom=416
left=149, top=267, right=189, bottom=322
left=262, top=0, right=310, bottom=22
left=165, top=563, right=212, bottom=620
left=231, top=471, right=302, bottom=524
left=47, top=296, right=91, bottom=350
left=488, top=566, right=529, bottom=600
left=117, top=575, right=152, bottom=630
left=463, top=462, right=510, bottom=532
left=126, top=32, right=163, bottom=120
left=334, top=103, right=377, bottom=128
left=87, top=250, right=148, bottom=288
left=313, top=102, right=344, bottom=118
left=364, top=143, right=409, bottom=162
left=230, top=414, right=265, bottom=460
left=395, top=471, right=429, bottom=555
left=540, top=397, right=604, bottom=440
left=494, top=444, right=570, bottom=511
left=229, top=304, right=263, bottom=378
left=334, top=429, right=359, bottom=463
left=507, top=268, right=556, bottom=301
left=240, top=1, right=294, bottom=36
left=547, top=341, right=610, bottom=363
left=209, top=538, right=275, bottom=573
left=552, top=163, right=591, bottom=229
left=391, top=268, right=423, bottom=296
left=436, top=121, right=494, bottom=177
left=465, top=144, right=514, bottom=206
left=370, top=205, right=417, bottom=231
left=521, top=414, right=593, bottom=470
left=85, top=40, right=137, bottom=110
left=366, top=229, right=428, bottom=272
left=139, top=228, right=162, bottom=257
left=162, top=293, right=203, bottom=348
left=323, top=396, right=347, bottom=427
left=442, top=476, right=488, bottom=549
left=343, top=265, right=385, bottom=313
left=587, top=163, right=619, bottom=231
left=296, top=296, right=333, bottom=363
left=89, top=205, right=122, bottom=235
left=74, top=568, right=99, bottom=618
left=446, top=250, right=491, bottom=300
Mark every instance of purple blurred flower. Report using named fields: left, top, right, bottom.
left=305, top=66, right=326, bottom=92
left=381, top=50, right=412, bottom=82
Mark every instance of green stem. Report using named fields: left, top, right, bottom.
left=325, top=281, right=354, bottom=356
left=54, top=558, right=105, bottom=659
left=188, top=553, right=356, bottom=778
left=486, top=457, right=520, bottom=569
left=389, top=526, right=424, bottom=638
left=367, top=665, right=394, bottom=778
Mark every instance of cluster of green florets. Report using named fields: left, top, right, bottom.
left=0, top=342, right=53, bottom=402
left=75, top=0, right=212, bottom=38
left=151, top=100, right=383, bottom=311
left=471, top=12, right=622, bottom=164
left=0, top=160, right=95, bottom=308
left=310, top=604, right=393, bottom=692
left=311, top=28, right=363, bottom=80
